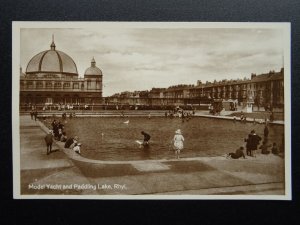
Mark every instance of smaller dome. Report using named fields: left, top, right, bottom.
left=84, top=58, right=102, bottom=76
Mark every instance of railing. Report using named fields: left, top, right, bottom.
left=19, top=103, right=210, bottom=112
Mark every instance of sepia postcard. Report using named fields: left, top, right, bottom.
left=12, top=22, right=291, bottom=199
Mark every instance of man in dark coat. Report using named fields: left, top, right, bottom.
left=44, top=130, right=53, bottom=155
left=248, top=130, right=262, bottom=157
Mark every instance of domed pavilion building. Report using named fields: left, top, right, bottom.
left=20, top=38, right=103, bottom=109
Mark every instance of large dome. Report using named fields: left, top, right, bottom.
left=26, top=40, right=78, bottom=75
left=84, top=58, right=102, bottom=76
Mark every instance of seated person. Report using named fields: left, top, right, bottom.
left=73, top=143, right=81, bottom=154
left=64, top=136, right=78, bottom=148
left=227, top=147, right=245, bottom=159
left=260, top=140, right=272, bottom=154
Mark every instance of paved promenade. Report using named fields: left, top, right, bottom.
left=18, top=115, right=285, bottom=198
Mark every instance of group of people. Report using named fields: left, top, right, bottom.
left=140, top=129, right=185, bottom=159
left=164, top=109, right=195, bottom=121
left=51, top=119, right=67, bottom=142
left=227, top=125, right=280, bottom=159
left=44, top=117, right=81, bottom=155
left=62, top=112, right=76, bottom=119
left=64, top=135, right=81, bottom=154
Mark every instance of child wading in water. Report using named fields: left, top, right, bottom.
left=173, top=129, right=184, bottom=159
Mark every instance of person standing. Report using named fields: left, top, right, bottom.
left=173, top=129, right=184, bottom=159
left=270, top=112, right=274, bottom=122
left=264, top=125, right=269, bottom=139
left=44, top=130, right=53, bottom=155
left=248, top=130, right=262, bottom=157
left=244, top=135, right=252, bottom=156
left=34, top=110, right=38, bottom=121
left=30, top=110, right=34, bottom=120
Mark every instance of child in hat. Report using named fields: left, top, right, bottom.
left=173, top=129, right=184, bottom=159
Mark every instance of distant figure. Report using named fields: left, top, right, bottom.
left=148, top=113, right=151, bottom=119
left=233, top=116, right=236, bottom=123
left=173, top=129, right=184, bottom=159
left=264, top=125, right=269, bottom=138
left=227, top=147, right=245, bottom=159
left=240, top=111, right=244, bottom=122
left=265, top=117, right=270, bottom=125
left=141, top=131, right=151, bottom=146
left=260, top=140, right=272, bottom=155
left=44, top=130, right=53, bottom=155
left=34, top=110, right=38, bottom=121
left=62, top=112, right=67, bottom=119
left=270, top=112, right=274, bottom=122
left=244, top=136, right=251, bottom=156
left=271, top=142, right=279, bottom=155
left=30, top=110, right=34, bottom=120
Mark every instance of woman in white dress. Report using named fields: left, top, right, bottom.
left=173, top=129, right=184, bottom=159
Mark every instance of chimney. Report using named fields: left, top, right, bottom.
left=251, top=73, right=256, bottom=80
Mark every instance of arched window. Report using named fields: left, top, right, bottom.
left=96, top=78, right=100, bottom=89
left=87, top=80, right=92, bottom=89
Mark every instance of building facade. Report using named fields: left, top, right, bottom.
left=20, top=38, right=103, bottom=110
left=106, top=68, right=284, bottom=111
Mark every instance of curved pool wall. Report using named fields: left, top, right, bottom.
left=39, top=113, right=284, bottom=162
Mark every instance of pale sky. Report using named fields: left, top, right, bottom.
left=20, top=25, right=285, bottom=96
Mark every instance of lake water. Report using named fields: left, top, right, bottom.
left=54, top=117, right=284, bottom=161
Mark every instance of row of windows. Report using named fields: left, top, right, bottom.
left=21, top=81, right=101, bottom=89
